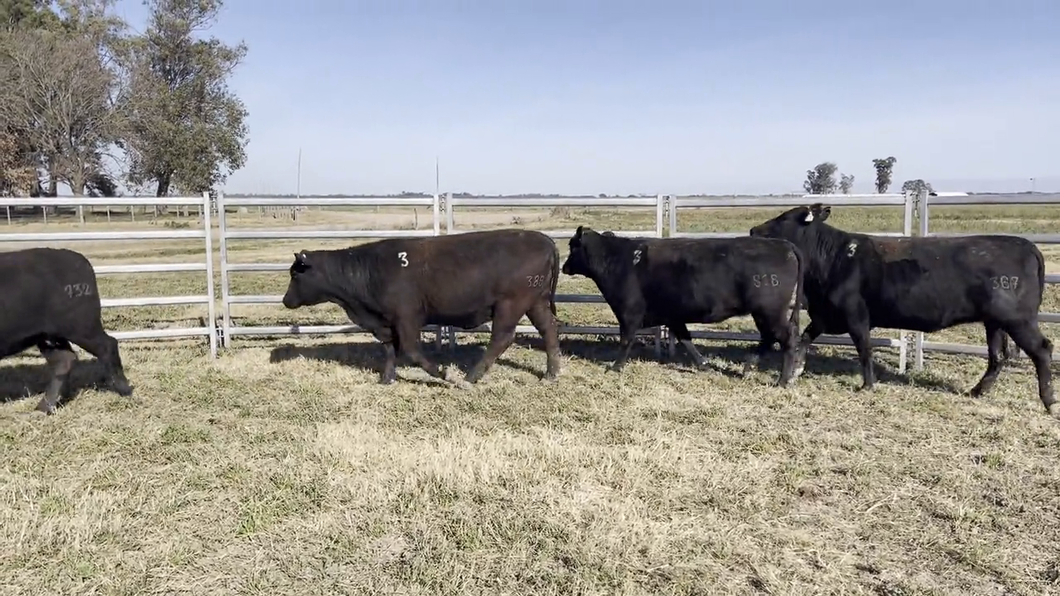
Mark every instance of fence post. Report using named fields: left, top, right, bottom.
left=217, top=191, right=232, bottom=349
left=666, top=194, right=677, bottom=358
left=202, top=191, right=218, bottom=358
left=432, top=192, right=444, bottom=351
left=913, top=188, right=930, bottom=370
left=895, top=190, right=916, bottom=374
left=444, top=192, right=457, bottom=353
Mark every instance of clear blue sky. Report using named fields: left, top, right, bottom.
left=115, top=0, right=1060, bottom=196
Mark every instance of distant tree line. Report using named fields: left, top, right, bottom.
left=0, top=0, right=249, bottom=200
left=803, top=156, right=933, bottom=198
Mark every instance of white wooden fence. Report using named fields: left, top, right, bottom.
left=2, top=191, right=1057, bottom=374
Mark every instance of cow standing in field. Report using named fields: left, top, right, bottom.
left=749, top=203, right=1057, bottom=417
left=560, top=226, right=804, bottom=386
left=281, top=229, right=562, bottom=385
left=0, top=247, right=133, bottom=414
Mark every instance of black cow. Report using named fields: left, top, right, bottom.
left=0, top=247, right=133, bottom=414
left=750, top=203, right=1057, bottom=417
left=560, top=226, right=804, bottom=386
left=281, top=228, right=562, bottom=385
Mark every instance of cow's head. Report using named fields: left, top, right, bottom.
left=561, top=225, right=604, bottom=277
left=749, top=203, right=831, bottom=240
left=282, top=251, right=328, bottom=308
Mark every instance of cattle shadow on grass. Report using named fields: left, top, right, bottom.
left=268, top=340, right=546, bottom=382
left=516, top=335, right=967, bottom=394
left=0, top=357, right=109, bottom=407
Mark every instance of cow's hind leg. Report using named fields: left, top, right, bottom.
left=760, top=313, right=798, bottom=387
left=968, top=321, right=1007, bottom=398
left=35, top=339, right=77, bottom=415
left=526, top=299, right=561, bottom=381
left=1000, top=320, right=1056, bottom=416
left=372, top=328, right=398, bottom=384
left=668, top=322, right=709, bottom=370
left=67, top=325, right=133, bottom=397
left=744, top=314, right=777, bottom=375
left=465, top=303, right=522, bottom=384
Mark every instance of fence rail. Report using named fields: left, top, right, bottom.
left=0, top=193, right=216, bottom=356
left=1, top=191, right=1057, bottom=375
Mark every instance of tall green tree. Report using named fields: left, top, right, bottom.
left=872, top=156, right=897, bottom=193
left=803, top=162, right=839, bottom=195
left=0, top=25, right=122, bottom=195
left=839, top=173, right=855, bottom=194
left=120, top=0, right=248, bottom=196
left=0, top=0, right=60, bottom=30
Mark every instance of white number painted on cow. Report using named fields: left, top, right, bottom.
left=632, top=249, right=642, bottom=265
left=991, top=276, right=1019, bottom=291
left=64, top=283, right=92, bottom=298
left=397, top=251, right=409, bottom=267
left=753, top=274, right=780, bottom=288
left=526, top=275, right=545, bottom=288
left=846, top=241, right=858, bottom=257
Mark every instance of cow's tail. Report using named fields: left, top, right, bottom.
left=788, top=244, right=805, bottom=331
left=548, top=241, right=560, bottom=317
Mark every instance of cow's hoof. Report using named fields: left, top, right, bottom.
left=1047, top=403, right=1060, bottom=419
left=378, top=375, right=396, bottom=385
left=35, top=402, right=57, bottom=416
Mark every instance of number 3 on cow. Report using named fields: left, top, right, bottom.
left=397, top=251, right=408, bottom=268
left=526, top=275, right=545, bottom=287
left=991, top=275, right=1018, bottom=290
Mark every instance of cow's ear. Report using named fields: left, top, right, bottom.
left=602, top=231, right=615, bottom=237
left=812, top=204, right=831, bottom=222
left=574, top=225, right=584, bottom=238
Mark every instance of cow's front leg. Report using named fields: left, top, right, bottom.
left=369, top=327, right=399, bottom=384
left=609, top=319, right=641, bottom=373
left=843, top=304, right=875, bottom=391
left=379, top=341, right=398, bottom=384
left=795, top=318, right=825, bottom=379
left=394, top=321, right=445, bottom=381
left=669, top=322, right=709, bottom=370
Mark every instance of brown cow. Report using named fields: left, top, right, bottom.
left=281, top=228, right=562, bottom=385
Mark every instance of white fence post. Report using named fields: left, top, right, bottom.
left=202, top=191, right=218, bottom=358
left=217, top=191, right=232, bottom=348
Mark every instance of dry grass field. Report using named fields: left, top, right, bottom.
left=2, top=201, right=1060, bottom=595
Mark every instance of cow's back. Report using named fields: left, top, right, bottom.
left=0, top=248, right=102, bottom=353
left=368, top=229, right=558, bottom=324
